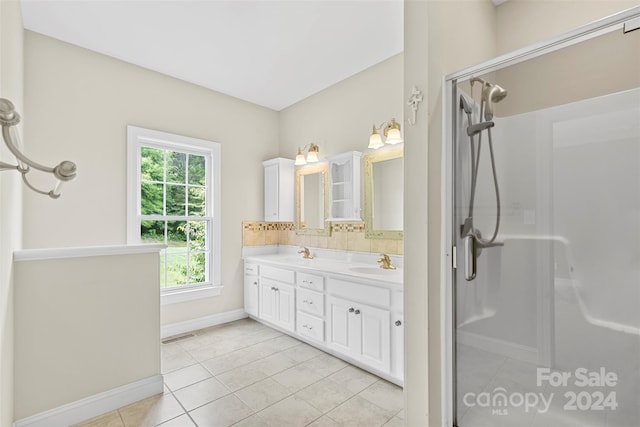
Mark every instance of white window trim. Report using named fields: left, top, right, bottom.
left=127, top=125, right=222, bottom=304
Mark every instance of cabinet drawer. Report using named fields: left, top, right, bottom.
left=244, top=263, right=259, bottom=275
left=260, top=265, right=294, bottom=283
left=297, top=288, right=324, bottom=317
left=297, top=312, right=324, bottom=343
left=297, top=272, right=324, bottom=291
left=327, top=278, right=391, bottom=307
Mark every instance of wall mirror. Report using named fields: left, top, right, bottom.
left=364, top=146, right=404, bottom=239
left=295, top=162, right=330, bottom=236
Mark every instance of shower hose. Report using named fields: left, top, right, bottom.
left=465, top=95, right=501, bottom=247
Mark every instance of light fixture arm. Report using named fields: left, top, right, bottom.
left=372, top=118, right=401, bottom=137
left=0, top=98, right=77, bottom=198
left=368, top=117, right=403, bottom=149
left=294, top=143, right=321, bottom=166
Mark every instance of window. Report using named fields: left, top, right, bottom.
left=127, top=126, right=221, bottom=304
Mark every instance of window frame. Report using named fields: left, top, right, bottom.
left=127, top=125, right=222, bottom=304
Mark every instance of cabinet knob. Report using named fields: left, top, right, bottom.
left=253, top=281, right=258, bottom=286
left=348, top=307, right=354, bottom=313
left=395, top=320, right=402, bottom=326
left=354, top=309, right=360, bottom=315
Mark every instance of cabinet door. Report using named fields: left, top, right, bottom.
left=244, top=274, right=259, bottom=317
left=260, top=281, right=276, bottom=323
left=264, top=163, right=279, bottom=221
left=275, top=283, right=295, bottom=332
left=327, top=296, right=358, bottom=357
left=359, top=303, right=391, bottom=373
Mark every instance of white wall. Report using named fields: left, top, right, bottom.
left=13, top=249, right=161, bottom=420
left=23, top=32, right=280, bottom=327
left=496, top=0, right=640, bottom=54
left=0, top=1, right=23, bottom=426
left=404, top=1, right=497, bottom=425
left=279, top=54, right=403, bottom=158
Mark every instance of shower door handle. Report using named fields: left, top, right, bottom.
left=463, top=235, right=477, bottom=281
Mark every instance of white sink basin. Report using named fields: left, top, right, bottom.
left=349, top=266, right=398, bottom=275
left=282, top=256, right=316, bottom=264
left=280, top=255, right=318, bottom=266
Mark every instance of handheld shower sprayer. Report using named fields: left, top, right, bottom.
left=459, top=78, right=507, bottom=281
left=483, top=84, right=507, bottom=120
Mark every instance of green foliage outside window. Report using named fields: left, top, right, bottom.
left=139, top=146, right=209, bottom=287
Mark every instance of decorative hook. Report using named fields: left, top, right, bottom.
left=407, top=86, right=423, bottom=126
left=0, top=98, right=77, bottom=198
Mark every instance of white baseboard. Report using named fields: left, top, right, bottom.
left=13, top=375, right=163, bottom=427
left=161, top=308, right=248, bottom=339
left=457, top=330, right=538, bottom=365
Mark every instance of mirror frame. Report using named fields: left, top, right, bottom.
left=295, top=162, right=330, bottom=236
left=363, top=146, right=404, bottom=240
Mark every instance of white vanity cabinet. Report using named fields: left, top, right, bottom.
left=263, top=158, right=294, bottom=222
left=327, top=151, right=362, bottom=221
left=296, top=272, right=325, bottom=343
left=244, top=263, right=259, bottom=317
left=260, top=280, right=295, bottom=332
left=243, top=258, right=403, bottom=385
left=258, top=265, right=296, bottom=332
left=391, top=312, right=404, bottom=380
left=326, top=278, right=391, bottom=373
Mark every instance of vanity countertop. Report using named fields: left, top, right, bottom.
left=244, top=251, right=403, bottom=287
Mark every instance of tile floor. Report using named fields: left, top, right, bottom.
left=74, top=318, right=404, bottom=427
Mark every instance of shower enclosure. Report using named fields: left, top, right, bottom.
left=443, top=7, right=640, bottom=427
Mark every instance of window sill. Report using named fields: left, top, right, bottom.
left=161, top=285, right=222, bottom=305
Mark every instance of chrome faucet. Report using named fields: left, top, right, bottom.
left=377, top=254, right=396, bottom=270
left=298, top=247, right=313, bottom=259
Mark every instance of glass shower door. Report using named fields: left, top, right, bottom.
left=452, top=24, right=640, bottom=427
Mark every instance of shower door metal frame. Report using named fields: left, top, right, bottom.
left=440, top=5, right=640, bottom=427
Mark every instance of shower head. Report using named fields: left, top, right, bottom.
left=460, top=94, right=473, bottom=114
left=482, top=84, right=507, bottom=121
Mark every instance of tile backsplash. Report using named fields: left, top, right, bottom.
left=242, top=221, right=403, bottom=255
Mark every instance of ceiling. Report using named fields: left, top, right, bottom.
left=21, top=0, right=404, bottom=111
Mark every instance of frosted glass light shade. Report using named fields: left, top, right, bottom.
left=385, top=128, right=403, bottom=144
left=306, top=150, right=319, bottom=163
left=295, top=148, right=307, bottom=166
left=368, top=132, right=384, bottom=149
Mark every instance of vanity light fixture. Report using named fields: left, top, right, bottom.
left=294, top=143, right=320, bottom=166
left=0, top=98, right=77, bottom=199
left=368, top=118, right=402, bottom=149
